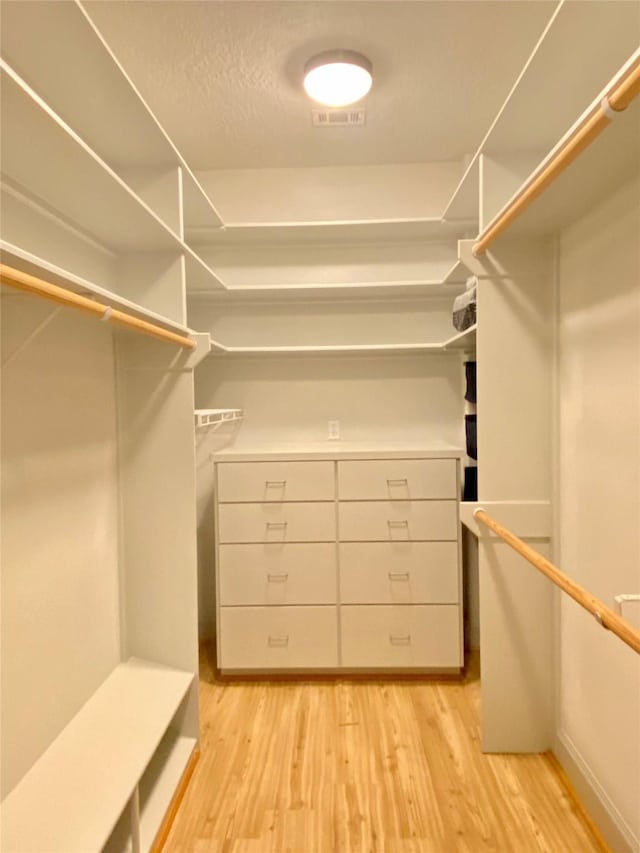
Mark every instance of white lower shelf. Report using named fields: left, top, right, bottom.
left=0, top=658, right=194, bottom=853
left=443, top=324, right=477, bottom=350
left=139, top=731, right=197, bottom=852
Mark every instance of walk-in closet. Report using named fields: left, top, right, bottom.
left=1, top=1, right=639, bottom=851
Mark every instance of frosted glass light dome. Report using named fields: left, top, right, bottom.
left=303, top=50, right=373, bottom=107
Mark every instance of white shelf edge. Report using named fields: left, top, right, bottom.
left=443, top=324, right=477, bottom=350
left=194, top=408, right=244, bottom=429
left=0, top=658, right=194, bottom=853
left=209, top=342, right=462, bottom=357
left=0, top=241, right=192, bottom=336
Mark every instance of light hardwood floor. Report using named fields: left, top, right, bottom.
left=165, top=648, right=606, bottom=853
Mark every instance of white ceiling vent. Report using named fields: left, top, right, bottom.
left=311, top=108, right=366, bottom=127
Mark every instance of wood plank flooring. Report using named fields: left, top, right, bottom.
left=165, top=648, right=606, bottom=852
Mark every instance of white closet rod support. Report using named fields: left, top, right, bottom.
left=472, top=54, right=640, bottom=256
left=0, top=264, right=195, bottom=350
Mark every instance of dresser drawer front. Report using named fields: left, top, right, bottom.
left=219, top=606, right=338, bottom=669
left=338, top=459, right=457, bottom=500
left=339, top=542, right=459, bottom=604
left=217, top=461, right=335, bottom=502
left=218, top=502, right=336, bottom=543
left=338, top=501, right=457, bottom=542
left=219, top=543, right=337, bottom=605
left=341, top=605, right=461, bottom=668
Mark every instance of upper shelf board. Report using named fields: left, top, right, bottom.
left=478, top=67, right=640, bottom=242
left=0, top=0, right=223, bottom=232
left=186, top=218, right=475, bottom=247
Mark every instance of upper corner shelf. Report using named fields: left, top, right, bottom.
left=194, top=409, right=244, bottom=429
left=185, top=217, right=472, bottom=248
left=0, top=0, right=223, bottom=233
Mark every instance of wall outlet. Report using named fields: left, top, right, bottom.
left=327, top=420, right=340, bottom=440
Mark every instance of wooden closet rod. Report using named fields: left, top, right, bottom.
left=473, top=55, right=640, bottom=256
left=0, top=264, right=196, bottom=350
left=473, top=508, right=640, bottom=655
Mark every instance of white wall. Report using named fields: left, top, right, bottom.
left=1, top=297, right=120, bottom=796
left=196, top=162, right=463, bottom=223
left=556, top=177, right=640, bottom=848
left=192, top=350, right=464, bottom=637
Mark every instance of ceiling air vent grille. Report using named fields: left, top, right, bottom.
left=312, top=108, right=366, bottom=127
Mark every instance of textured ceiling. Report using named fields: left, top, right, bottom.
left=86, top=0, right=557, bottom=171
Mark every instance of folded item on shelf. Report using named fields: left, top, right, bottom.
left=463, top=466, right=478, bottom=502
left=465, top=414, right=477, bottom=460
left=465, top=360, right=477, bottom=404
left=452, top=284, right=476, bottom=331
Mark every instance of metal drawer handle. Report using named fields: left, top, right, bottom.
left=266, top=521, right=288, bottom=529
left=265, top=480, right=286, bottom=487
left=387, top=478, right=408, bottom=485
left=267, top=573, right=288, bottom=582
left=387, top=520, right=409, bottom=527
left=268, top=635, right=289, bottom=647
left=388, top=571, right=410, bottom=581
left=389, top=634, right=411, bottom=646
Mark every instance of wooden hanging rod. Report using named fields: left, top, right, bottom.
left=473, top=54, right=640, bottom=256
left=0, top=264, right=195, bottom=350
left=473, top=508, right=640, bottom=656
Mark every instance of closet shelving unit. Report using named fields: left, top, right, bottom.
left=440, top=1, right=640, bottom=235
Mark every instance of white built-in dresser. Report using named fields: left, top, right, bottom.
left=212, top=444, right=464, bottom=672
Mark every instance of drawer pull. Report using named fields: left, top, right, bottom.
left=267, top=572, right=288, bottom=582
left=266, top=521, right=288, bottom=529
left=387, top=478, right=408, bottom=486
left=387, top=520, right=409, bottom=527
left=268, top=635, right=289, bottom=647
left=388, top=571, right=410, bottom=581
left=389, top=634, right=411, bottom=646
left=265, top=480, right=287, bottom=488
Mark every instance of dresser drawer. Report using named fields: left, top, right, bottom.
left=338, top=500, right=457, bottom=542
left=219, top=543, right=337, bottom=605
left=338, top=459, right=457, bottom=500
left=339, top=542, right=459, bottom=604
left=219, top=606, right=338, bottom=669
left=341, top=605, right=461, bottom=668
left=217, top=461, right=335, bottom=502
left=218, top=502, right=336, bottom=543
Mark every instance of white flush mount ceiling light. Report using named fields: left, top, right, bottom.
left=303, top=50, right=373, bottom=108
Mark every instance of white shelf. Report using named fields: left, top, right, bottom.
left=0, top=0, right=223, bottom=234
left=0, top=242, right=193, bottom=336
left=0, top=659, right=194, bottom=853
left=209, top=342, right=458, bottom=357
left=186, top=217, right=472, bottom=247
left=443, top=324, right=477, bottom=351
left=194, top=408, right=244, bottom=429
left=1, top=61, right=182, bottom=253
left=138, top=731, right=197, bottom=853
left=476, top=50, right=640, bottom=244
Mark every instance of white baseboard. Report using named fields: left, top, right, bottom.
left=554, top=731, right=639, bottom=853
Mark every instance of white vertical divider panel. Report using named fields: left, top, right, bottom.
left=460, top=234, right=555, bottom=752
left=115, top=325, right=200, bottom=741
left=117, top=253, right=186, bottom=327
left=0, top=300, right=121, bottom=797
left=479, top=152, right=546, bottom=233
left=119, top=167, right=183, bottom=239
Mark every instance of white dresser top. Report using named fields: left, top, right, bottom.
left=210, top=441, right=463, bottom=462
